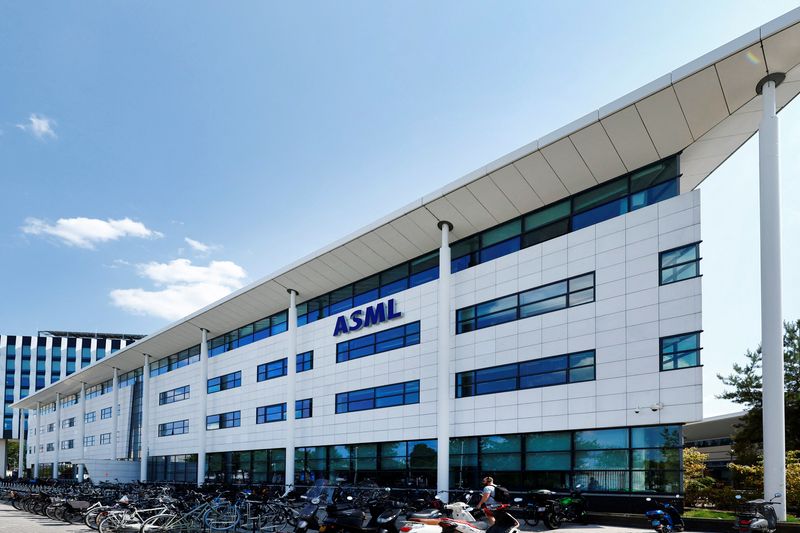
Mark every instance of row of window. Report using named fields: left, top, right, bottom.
left=336, top=322, right=420, bottom=363
left=457, top=273, right=595, bottom=334
left=456, top=351, right=596, bottom=398
left=148, top=424, right=681, bottom=494
left=86, top=379, right=113, bottom=399
left=336, top=380, right=419, bottom=414
left=159, top=385, right=190, bottom=405
left=203, top=399, right=314, bottom=432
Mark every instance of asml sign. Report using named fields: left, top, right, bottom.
left=333, top=299, right=402, bottom=336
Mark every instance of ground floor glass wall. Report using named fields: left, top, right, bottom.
left=148, top=454, right=198, bottom=483
left=450, top=425, right=681, bottom=493
left=147, top=425, right=681, bottom=494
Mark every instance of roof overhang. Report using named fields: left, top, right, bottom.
left=13, top=8, right=800, bottom=410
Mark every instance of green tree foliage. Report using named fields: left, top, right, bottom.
left=6, top=439, right=18, bottom=471
left=717, top=319, right=800, bottom=463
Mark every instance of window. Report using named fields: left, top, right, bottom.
left=336, top=322, right=420, bottom=363
left=159, top=420, right=189, bottom=437
left=296, top=351, right=313, bottom=373
left=456, top=351, right=595, bottom=398
left=256, top=403, right=286, bottom=424
left=159, top=385, right=190, bottom=405
left=660, top=243, right=700, bottom=285
left=660, top=332, right=701, bottom=370
left=336, top=380, right=419, bottom=414
left=62, top=417, right=75, bottom=428
left=257, top=359, right=287, bottom=382
left=85, top=411, right=96, bottom=423
left=61, top=393, right=78, bottom=407
left=81, top=341, right=92, bottom=368
left=208, top=371, right=242, bottom=393
left=457, top=273, right=595, bottom=334
left=296, top=398, right=312, bottom=419
left=47, top=423, right=54, bottom=432
left=84, top=436, right=95, bottom=447
left=86, top=380, right=113, bottom=399
left=100, top=433, right=111, bottom=445
left=119, top=368, right=142, bottom=388
left=150, top=345, right=201, bottom=377
left=207, top=411, right=240, bottom=430
left=101, top=407, right=112, bottom=419
left=46, top=443, right=55, bottom=451
left=61, top=439, right=74, bottom=450
left=207, top=309, right=289, bottom=358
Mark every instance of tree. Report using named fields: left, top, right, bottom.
left=729, top=451, right=800, bottom=511
left=683, top=447, right=715, bottom=507
left=6, top=439, right=18, bottom=472
left=717, top=319, right=800, bottom=463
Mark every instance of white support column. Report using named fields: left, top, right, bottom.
left=17, top=409, right=25, bottom=478
left=77, top=383, right=86, bottom=482
left=285, top=289, right=298, bottom=492
left=111, top=368, right=119, bottom=460
left=53, top=393, right=61, bottom=479
left=34, top=402, right=40, bottom=478
left=197, top=329, right=209, bottom=486
left=757, top=73, right=787, bottom=520
left=436, top=221, right=453, bottom=501
left=140, top=355, right=150, bottom=482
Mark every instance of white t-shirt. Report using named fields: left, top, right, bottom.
left=482, top=485, right=497, bottom=506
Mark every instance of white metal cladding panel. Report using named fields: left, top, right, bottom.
left=451, top=190, right=702, bottom=436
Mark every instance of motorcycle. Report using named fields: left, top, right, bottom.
left=555, top=485, right=588, bottom=525
left=734, top=493, right=781, bottom=533
left=644, top=496, right=684, bottom=532
left=524, top=490, right=562, bottom=530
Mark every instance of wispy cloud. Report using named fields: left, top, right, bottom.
left=21, top=216, right=163, bottom=249
left=185, top=237, right=213, bottom=253
left=110, top=258, right=247, bottom=321
left=16, top=113, right=57, bottom=140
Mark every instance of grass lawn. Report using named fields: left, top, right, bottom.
left=684, top=509, right=800, bottom=522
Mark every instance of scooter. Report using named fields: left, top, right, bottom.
left=400, top=492, right=486, bottom=533
left=644, top=496, right=684, bottom=532
left=734, top=493, right=781, bottom=533
left=295, top=482, right=336, bottom=533
left=438, top=501, right=521, bottom=533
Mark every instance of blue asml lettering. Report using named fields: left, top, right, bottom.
left=333, top=299, right=402, bottom=336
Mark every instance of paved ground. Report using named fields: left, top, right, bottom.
left=0, top=503, right=656, bottom=533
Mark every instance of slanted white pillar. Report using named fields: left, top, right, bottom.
left=140, top=355, right=150, bottom=481
left=436, top=221, right=453, bottom=501
left=17, top=409, right=25, bottom=478
left=77, top=383, right=86, bottom=481
left=197, top=329, right=209, bottom=486
left=111, top=368, right=119, bottom=460
left=53, top=393, right=61, bottom=479
left=757, top=72, right=787, bottom=520
left=285, top=289, right=298, bottom=492
left=34, top=402, right=40, bottom=478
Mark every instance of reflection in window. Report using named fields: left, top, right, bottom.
left=660, top=243, right=700, bottom=285
left=660, top=332, right=701, bottom=370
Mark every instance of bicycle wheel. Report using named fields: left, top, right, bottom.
left=204, top=504, right=241, bottom=531
left=140, top=513, right=182, bottom=533
left=99, top=514, right=126, bottom=533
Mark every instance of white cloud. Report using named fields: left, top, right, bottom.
left=185, top=237, right=212, bottom=253
left=110, top=259, right=247, bottom=321
left=21, top=216, right=163, bottom=249
left=16, top=113, right=57, bottom=140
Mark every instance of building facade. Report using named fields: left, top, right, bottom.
left=13, top=9, right=800, bottom=511
left=0, top=332, right=140, bottom=476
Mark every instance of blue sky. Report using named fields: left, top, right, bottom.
left=1, top=1, right=798, bottom=416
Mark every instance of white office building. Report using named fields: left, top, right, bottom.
left=13, top=8, right=800, bottom=511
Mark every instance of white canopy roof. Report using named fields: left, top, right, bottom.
left=14, top=7, right=800, bottom=409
